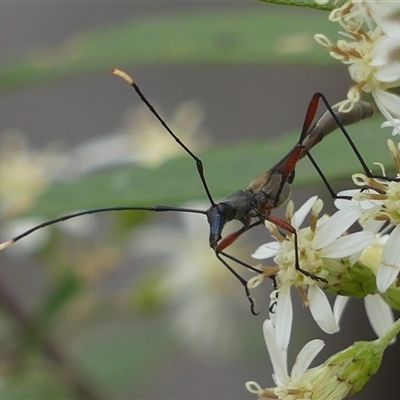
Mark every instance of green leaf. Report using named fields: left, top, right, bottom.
left=0, top=8, right=339, bottom=92
left=27, top=115, right=390, bottom=219
left=259, top=0, right=345, bottom=12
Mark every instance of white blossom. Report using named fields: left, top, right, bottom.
left=315, top=0, right=400, bottom=134
left=334, top=292, right=394, bottom=341
left=251, top=197, right=374, bottom=350
left=335, top=139, right=400, bottom=292
left=246, top=315, right=399, bottom=400
left=246, top=319, right=325, bottom=400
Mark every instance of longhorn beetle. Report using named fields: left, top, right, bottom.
left=0, top=69, right=374, bottom=314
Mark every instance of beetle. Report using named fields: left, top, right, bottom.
left=0, top=69, right=374, bottom=314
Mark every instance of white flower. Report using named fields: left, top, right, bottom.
left=315, top=0, right=400, bottom=134
left=335, top=139, right=400, bottom=292
left=246, top=316, right=398, bottom=400
left=354, top=1, right=400, bottom=38
left=251, top=197, right=374, bottom=350
left=246, top=319, right=325, bottom=400
left=336, top=194, right=400, bottom=293
left=334, top=292, right=394, bottom=341
left=329, top=1, right=400, bottom=36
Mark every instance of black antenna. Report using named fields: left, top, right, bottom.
left=0, top=206, right=207, bottom=251
left=112, top=68, right=216, bottom=206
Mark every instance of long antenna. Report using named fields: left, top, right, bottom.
left=112, top=68, right=216, bottom=206
left=0, top=206, right=207, bottom=251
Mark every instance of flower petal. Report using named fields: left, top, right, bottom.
left=366, top=1, right=400, bottom=38
left=313, top=206, right=363, bottom=249
left=308, top=285, right=338, bottom=334
left=377, top=225, right=400, bottom=292
left=333, top=295, right=349, bottom=327
left=382, top=119, right=400, bottom=136
left=364, top=219, right=386, bottom=234
left=291, top=339, right=325, bottom=380
left=292, top=196, right=318, bottom=228
left=320, top=231, right=375, bottom=258
left=374, top=60, right=400, bottom=84
left=334, top=191, right=361, bottom=210
left=374, top=89, right=400, bottom=124
left=364, top=294, right=395, bottom=339
left=275, top=288, right=293, bottom=351
left=252, top=241, right=280, bottom=260
left=263, top=319, right=288, bottom=386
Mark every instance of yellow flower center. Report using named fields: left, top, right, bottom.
left=275, top=227, right=325, bottom=287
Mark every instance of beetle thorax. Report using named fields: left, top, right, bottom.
left=220, top=190, right=256, bottom=221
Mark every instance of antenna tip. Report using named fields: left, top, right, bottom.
left=112, top=68, right=134, bottom=85
left=0, top=239, right=15, bottom=251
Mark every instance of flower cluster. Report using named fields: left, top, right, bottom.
left=245, top=2, right=400, bottom=398
left=251, top=196, right=375, bottom=349
left=314, top=0, right=400, bottom=135
left=246, top=317, right=400, bottom=400
left=336, top=139, right=400, bottom=293
left=247, top=161, right=400, bottom=398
